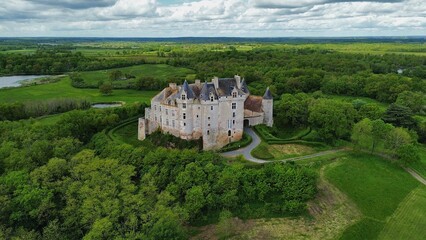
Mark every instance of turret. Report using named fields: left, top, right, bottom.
left=262, top=87, right=273, bottom=127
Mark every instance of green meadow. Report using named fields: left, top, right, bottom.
left=78, top=64, right=196, bottom=87
left=0, top=76, right=157, bottom=104
left=324, top=153, right=426, bottom=240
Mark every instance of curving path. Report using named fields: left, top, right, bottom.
left=221, top=128, right=346, bottom=164
left=222, top=129, right=426, bottom=186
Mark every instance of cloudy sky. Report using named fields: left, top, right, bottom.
left=0, top=0, right=425, bottom=37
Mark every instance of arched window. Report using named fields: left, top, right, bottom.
left=207, top=130, right=210, bottom=135
left=228, top=130, right=232, bottom=136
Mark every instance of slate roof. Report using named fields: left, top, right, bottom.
left=263, top=87, right=273, bottom=99
left=178, top=80, right=196, bottom=99
left=153, top=76, right=271, bottom=113
left=200, top=82, right=217, bottom=101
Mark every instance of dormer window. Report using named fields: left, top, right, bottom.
left=232, top=103, right=236, bottom=109
left=182, top=103, right=186, bottom=109
left=210, top=95, right=214, bottom=102
left=232, top=92, right=237, bottom=98
left=182, top=94, right=186, bottom=100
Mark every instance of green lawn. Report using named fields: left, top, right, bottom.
left=324, top=152, right=424, bottom=240
left=378, top=186, right=426, bottom=240
left=79, top=64, right=196, bottom=88
left=0, top=76, right=157, bottom=104
left=324, top=94, right=388, bottom=111
left=110, top=120, right=144, bottom=147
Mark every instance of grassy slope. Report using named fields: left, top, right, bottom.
left=324, top=152, right=424, bottom=240
left=378, top=186, right=426, bottom=240
left=110, top=120, right=143, bottom=147
left=0, top=76, right=157, bottom=104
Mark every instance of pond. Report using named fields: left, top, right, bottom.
left=91, top=103, right=123, bottom=108
left=0, top=75, right=49, bottom=89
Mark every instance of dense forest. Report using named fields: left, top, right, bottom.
left=0, top=105, right=317, bottom=239
left=0, top=49, right=147, bottom=75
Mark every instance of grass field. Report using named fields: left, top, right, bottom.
left=0, top=76, right=157, bottom=104
left=324, top=152, right=425, bottom=240
left=79, top=64, right=196, bottom=88
left=325, top=94, right=389, bottom=111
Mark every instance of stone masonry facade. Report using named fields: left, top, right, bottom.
left=138, top=75, right=273, bottom=150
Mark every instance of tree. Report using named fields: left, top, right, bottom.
left=351, top=118, right=373, bottom=150
left=395, top=91, right=426, bottom=114
left=397, top=144, right=420, bottom=166
left=385, top=127, right=413, bottom=150
left=274, top=93, right=312, bottom=127
left=99, top=82, right=113, bottom=95
left=382, top=104, right=416, bottom=128
left=358, top=103, right=384, bottom=120
left=108, top=70, right=123, bottom=81
left=216, top=210, right=234, bottom=239
left=308, top=99, right=357, bottom=142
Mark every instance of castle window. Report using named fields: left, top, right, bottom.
left=182, top=94, right=186, bottom=100
left=207, top=130, right=210, bottom=135
left=210, top=96, right=214, bottom=102
left=154, top=105, right=157, bottom=111
left=208, top=117, right=210, bottom=120
left=208, top=124, right=210, bottom=127
left=232, top=92, right=237, bottom=98
left=228, top=130, right=232, bottom=136
left=232, top=103, right=236, bottom=109
left=233, top=120, right=235, bottom=125
left=159, top=106, right=161, bottom=111
left=233, top=112, right=236, bottom=118
left=211, top=106, right=213, bottom=111
left=183, top=113, right=186, bottom=119
left=182, top=103, right=186, bottom=109
left=172, top=111, right=175, bottom=117
left=196, top=115, right=199, bottom=118
left=165, top=109, right=168, bottom=115
left=166, top=119, right=169, bottom=126
left=184, top=123, right=186, bottom=126
left=172, top=120, right=175, bottom=127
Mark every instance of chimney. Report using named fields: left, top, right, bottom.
left=235, top=75, right=241, bottom=89
left=212, top=77, right=219, bottom=89
left=195, top=79, right=201, bottom=86
left=169, top=83, right=177, bottom=90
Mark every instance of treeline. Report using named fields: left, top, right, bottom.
left=0, top=49, right=146, bottom=75
left=0, top=99, right=91, bottom=121
left=0, top=106, right=317, bottom=239
left=167, top=48, right=426, bottom=102
left=274, top=92, right=425, bottom=143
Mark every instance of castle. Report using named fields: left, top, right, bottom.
left=138, top=75, right=273, bottom=150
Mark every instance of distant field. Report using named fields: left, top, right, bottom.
left=0, top=76, right=157, bottom=104
left=79, top=64, right=196, bottom=88
left=324, top=153, right=425, bottom=240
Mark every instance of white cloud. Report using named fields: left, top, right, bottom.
left=0, top=0, right=424, bottom=37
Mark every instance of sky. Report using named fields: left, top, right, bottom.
left=0, top=0, right=425, bottom=37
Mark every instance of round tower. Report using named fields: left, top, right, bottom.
left=262, top=87, right=273, bottom=127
